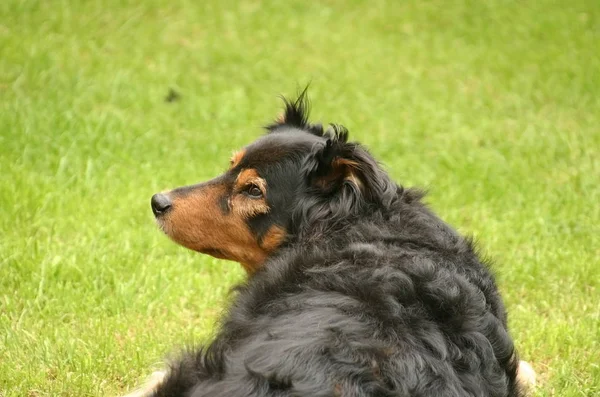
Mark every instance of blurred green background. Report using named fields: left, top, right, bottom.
left=1, top=0, right=598, bottom=395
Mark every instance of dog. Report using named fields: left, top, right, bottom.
left=123, top=91, right=535, bottom=396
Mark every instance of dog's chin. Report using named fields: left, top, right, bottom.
left=155, top=224, right=229, bottom=261
left=155, top=218, right=169, bottom=234
left=199, top=248, right=229, bottom=260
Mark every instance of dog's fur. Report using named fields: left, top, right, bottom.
left=125, top=92, right=535, bottom=396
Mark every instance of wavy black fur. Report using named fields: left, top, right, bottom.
left=150, top=93, right=522, bottom=397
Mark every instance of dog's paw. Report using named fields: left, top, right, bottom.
left=517, top=360, right=536, bottom=392
left=120, top=370, right=166, bottom=397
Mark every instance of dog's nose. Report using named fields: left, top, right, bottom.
left=151, top=193, right=172, bottom=216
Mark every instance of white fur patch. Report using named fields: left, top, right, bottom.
left=120, top=370, right=166, bottom=397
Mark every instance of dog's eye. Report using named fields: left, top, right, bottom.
left=245, top=184, right=263, bottom=198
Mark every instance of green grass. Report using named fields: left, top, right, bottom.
left=1, top=0, right=598, bottom=395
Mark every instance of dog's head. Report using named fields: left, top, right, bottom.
left=151, top=91, right=396, bottom=272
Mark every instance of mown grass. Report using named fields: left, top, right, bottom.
left=1, top=0, right=598, bottom=395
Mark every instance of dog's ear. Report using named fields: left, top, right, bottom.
left=303, top=125, right=390, bottom=204
left=294, top=125, right=397, bottom=238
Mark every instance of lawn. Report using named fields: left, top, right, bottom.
left=1, top=0, right=598, bottom=395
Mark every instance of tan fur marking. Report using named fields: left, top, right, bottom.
left=345, top=172, right=363, bottom=190
left=260, top=225, right=287, bottom=252
left=315, top=158, right=364, bottom=190
left=161, top=170, right=279, bottom=273
left=235, top=169, right=267, bottom=193
left=334, top=158, right=359, bottom=169
left=233, top=169, right=269, bottom=218
left=163, top=184, right=267, bottom=269
left=334, top=159, right=364, bottom=189
left=232, top=197, right=270, bottom=218
left=230, top=149, right=246, bottom=169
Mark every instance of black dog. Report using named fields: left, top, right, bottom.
left=124, top=92, right=535, bottom=397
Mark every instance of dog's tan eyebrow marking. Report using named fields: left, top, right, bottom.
left=231, top=168, right=270, bottom=219
left=230, top=150, right=246, bottom=169
left=235, top=168, right=267, bottom=194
